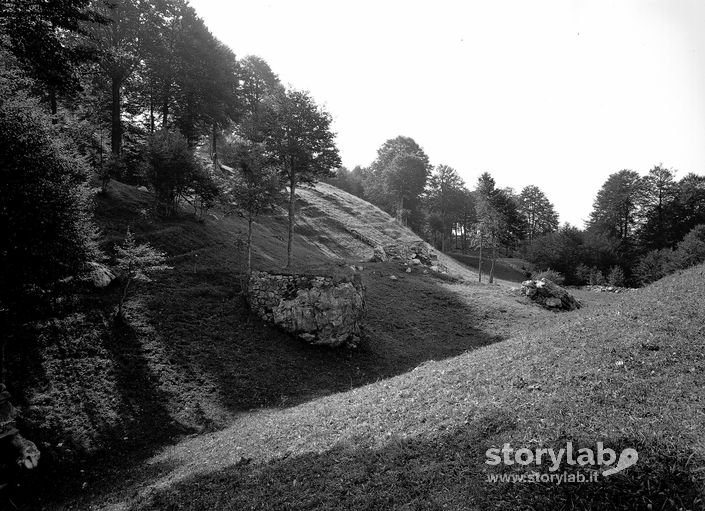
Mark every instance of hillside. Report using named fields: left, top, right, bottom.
left=58, top=265, right=705, bottom=511
left=9, top=180, right=704, bottom=510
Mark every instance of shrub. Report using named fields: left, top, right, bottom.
left=635, top=250, right=670, bottom=285
left=532, top=268, right=565, bottom=286
left=669, top=225, right=705, bottom=271
left=607, top=266, right=625, bottom=287
left=575, top=264, right=605, bottom=285
left=141, top=130, right=199, bottom=215
left=0, top=97, right=100, bottom=320
left=114, top=228, right=171, bottom=318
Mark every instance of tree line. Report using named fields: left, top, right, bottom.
left=324, top=135, right=559, bottom=283
left=0, top=0, right=340, bottom=372
left=326, top=140, right=705, bottom=286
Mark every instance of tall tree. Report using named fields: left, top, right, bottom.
left=89, top=0, right=144, bottom=155
left=364, top=136, right=431, bottom=225
left=473, top=172, right=499, bottom=282
left=221, top=142, right=281, bottom=275
left=385, top=154, right=428, bottom=226
left=588, top=169, right=644, bottom=241
left=519, top=185, right=559, bottom=243
left=426, top=164, right=466, bottom=251
left=0, top=0, right=102, bottom=119
left=262, top=88, right=341, bottom=268
left=637, top=165, right=677, bottom=250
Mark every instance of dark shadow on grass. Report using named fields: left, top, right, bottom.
left=143, top=265, right=506, bottom=416
left=124, top=421, right=701, bottom=511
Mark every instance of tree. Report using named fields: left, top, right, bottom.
left=114, top=228, right=171, bottom=318
left=141, top=130, right=200, bottom=215
left=657, top=173, right=705, bottom=247
left=473, top=172, right=503, bottom=282
left=386, top=154, right=428, bottom=226
left=221, top=142, right=281, bottom=275
left=638, top=165, right=677, bottom=250
left=0, top=87, right=100, bottom=376
left=426, top=164, right=466, bottom=251
left=0, top=0, right=103, bottom=120
left=238, top=55, right=281, bottom=140
left=88, top=0, right=144, bottom=155
left=262, top=88, right=341, bottom=268
left=364, top=136, right=431, bottom=228
left=588, top=170, right=644, bottom=241
left=526, top=224, right=585, bottom=284
left=519, top=185, right=559, bottom=243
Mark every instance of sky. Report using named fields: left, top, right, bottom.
left=189, top=0, right=705, bottom=227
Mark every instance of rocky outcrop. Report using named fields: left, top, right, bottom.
left=247, top=271, right=366, bottom=347
left=584, top=285, right=629, bottom=293
left=521, top=278, right=581, bottom=311
left=85, top=262, right=116, bottom=288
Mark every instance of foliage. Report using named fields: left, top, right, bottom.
left=426, top=164, right=466, bottom=251
left=588, top=169, right=644, bottom=240
left=0, top=0, right=102, bottom=111
left=322, top=166, right=364, bottom=198
left=221, top=141, right=282, bottom=274
left=633, top=249, right=671, bottom=285
left=526, top=225, right=585, bottom=284
left=669, top=224, right=705, bottom=271
left=140, top=130, right=200, bottom=215
left=606, top=265, right=625, bottom=287
left=362, top=136, right=430, bottom=230
left=637, top=165, right=677, bottom=250
left=519, top=185, right=559, bottom=242
left=531, top=269, right=565, bottom=286
left=0, top=93, right=100, bottom=319
left=114, top=227, right=171, bottom=317
left=261, top=88, right=341, bottom=267
left=574, top=264, right=606, bottom=286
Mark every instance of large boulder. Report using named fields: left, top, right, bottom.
left=85, top=262, right=116, bottom=288
left=521, top=278, right=581, bottom=311
left=247, top=270, right=366, bottom=347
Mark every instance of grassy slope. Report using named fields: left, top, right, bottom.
left=8, top=178, right=488, bottom=506
left=13, top=180, right=705, bottom=510
left=71, top=266, right=705, bottom=511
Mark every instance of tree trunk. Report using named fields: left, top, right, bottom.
left=49, top=87, right=58, bottom=125
left=489, top=243, right=496, bottom=284
left=286, top=178, right=296, bottom=269
left=212, top=122, right=218, bottom=168
left=162, top=95, right=169, bottom=129
left=111, top=76, right=122, bottom=155
left=478, top=232, right=483, bottom=283
left=441, top=215, right=446, bottom=252
left=247, top=216, right=253, bottom=276
left=149, top=95, right=155, bottom=133
left=397, top=194, right=404, bottom=224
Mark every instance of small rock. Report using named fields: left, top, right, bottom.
left=389, top=275, right=398, bottom=281
left=405, top=267, right=412, bottom=273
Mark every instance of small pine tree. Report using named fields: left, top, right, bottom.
left=607, top=266, right=625, bottom=287
left=114, top=228, right=171, bottom=318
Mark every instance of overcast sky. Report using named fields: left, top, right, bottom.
left=189, top=0, right=705, bottom=226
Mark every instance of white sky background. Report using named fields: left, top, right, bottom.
left=189, top=0, right=705, bottom=227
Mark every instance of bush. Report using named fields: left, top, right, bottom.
left=607, top=266, right=625, bottom=287
left=670, top=225, right=705, bottom=270
left=575, top=264, right=605, bottom=285
left=0, top=97, right=100, bottom=319
left=141, top=130, right=199, bottom=215
left=532, top=269, right=565, bottom=286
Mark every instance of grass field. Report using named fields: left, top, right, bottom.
left=8, top=180, right=705, bottom=510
